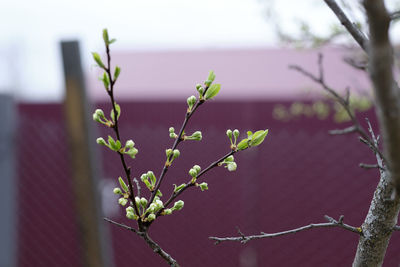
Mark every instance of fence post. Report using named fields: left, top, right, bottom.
left=61, top=40, right=112, bottom=267
left=0, top=94, right=17, bottom=267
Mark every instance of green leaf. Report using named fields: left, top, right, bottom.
left=109, top=38, right=117, bottom=44
left=114, top=66, right=121, bottom=80
left=237, top=138, right=249, bottom=150
left=101, top=72, right=109, bottom=89
left=247, top=131, right=253, bottom=138
left=92, top=52, right=105, bottom=69
left=207, top=70, right=216, bottom=82
left=110, top=103, right=121, bottom=122
left=108, top=135, right=118, bottom=151
left=249, top=129, right=269, bottom=147
left=205, top=84, right=221, bottom=100
left=118, top=177, right=129, bottom=192
left=103, top=29, right=109, bottom=45
left=174, top=183, right=186, bottom=193
left=156, top=189, right=162, bottom=197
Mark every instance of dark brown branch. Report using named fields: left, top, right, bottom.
left=104, top=218, right=179, bottom=266
left=209, top=215, right=361, bottom=245
left=359, top=163, right=380, bottom=170
left=103, top=42, right=141, bottom=218
left=324, top=0, right=369, bottom=51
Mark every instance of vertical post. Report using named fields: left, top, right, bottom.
left=61, top=41, right=112, bottom=267
left=0, top=94, right=17, bottom=267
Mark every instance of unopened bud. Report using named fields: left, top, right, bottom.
left=96, top=137, right=106, bottom=145
left=113, top=188, right=122, bottom=195
left=189, top=168, right=197, bottom=177
left=125, top=140, right=135, bottom=149
left=147, top=213, right=156, bottom=221
left=173, top=149, right=180, bottom=159
left=140, top=197, right=148, bottom=207
left=199, top=182, right=208, bottom=191
left=233, top=129, right=240, bottom=140
left=172, top=200, right=184, bottom=211
left=169, top=127, right=175, bottom=133
left=163, top=208, right=172, bottom=215
left=226, top=129, right=232, bottom=139
left=227, top=162, right=237, bottom=172
left=193, top=165, right=201, bottom=173
left=118, top=198, right=128, bottom=206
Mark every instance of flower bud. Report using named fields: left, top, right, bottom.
left=140, top=197, right=148, bottom=207
left=163, top=209, right=172, bottom=215
left=113, top=188, right=122, bottom=195
left=95, top=109, right=105, bottom=118
left=147, top=171, right=156, bottom=185
left=169, top=127, right=175, bottom=133
left=135, top=197, right=141, bottom=207
left=172, top=149, right=180, bottom=159
left=233, top=129, right=240, bottom=140
left=187, top=95, right=197, bottom=111
left=125, top=140, right=135, bottom=149
left=227, top=162, right=237, bottom=172
left=187, top=131, right=202, bottom=141
left=126, top=212, right=136, bottom=220
left=118, top=198, right=128, bottom=206
left=118, top=177, right=129, bottom=193
left=127, top=148, right=138, bottom=159
left=189, top=168, right=197, bottom=178
left=96, top=137, right=106, bottom=145
left=172, top=200, right=184, bottom=211
left=147, top=213, right=156, bottom=221
left=126, top=206, right=134, bottom=213
left=166, top=148, right=173, bottom=157
left=199, top=182, right=208, bottom=191
left=226, top=129, right=232, bottom=139
left=193, top=165, right=201, bottom=173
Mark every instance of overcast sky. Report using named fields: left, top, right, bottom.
left=0, top=0, right=399, bottom=102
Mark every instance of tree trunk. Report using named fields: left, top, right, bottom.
left=352, top=169, right=400, bottom=266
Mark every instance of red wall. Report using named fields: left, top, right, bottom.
left=17, top=101, right=400, bottom=266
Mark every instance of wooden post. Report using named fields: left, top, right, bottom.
left=0, top=94, right=17, bottom=267
left=61, top=41, right=112, bottom=267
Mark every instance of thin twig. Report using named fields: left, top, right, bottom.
left=209, top=215, right=361, bottom=245
left=389, top=10, right=400, bottom=21
left=104, top=218, right=179, bottom=266
left=133, top=177, right=141, bottom=198
left=359, top=163, right=380, bottom=170
left=329, top=125, right=357, bottom=135
left=289, top=56, right=387, bottom=164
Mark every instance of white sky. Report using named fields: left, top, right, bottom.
left=0, top=0, right=399, bottom=102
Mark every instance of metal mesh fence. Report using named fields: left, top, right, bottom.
left=15, top=101, right=400, bottom=267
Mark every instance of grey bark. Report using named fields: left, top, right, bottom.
left=324, top=0, right=400, bottom=266
left=353, top=0, right=400, bottom=266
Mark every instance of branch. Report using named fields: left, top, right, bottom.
left=324, top=0, right=369, bottom=51
left=289, top=55, right=387, bottom=164
left=394, top=225, right=400, bottom=231
left=104, top=218, right=180, bottom=266
left=390, top=10, right=400, bottom=21
left=363, top=0, right=400, bottom=193
left=209, top=215, right=361, bottom=245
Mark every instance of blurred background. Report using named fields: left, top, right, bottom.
left=1, top=0, right=400, bottom=266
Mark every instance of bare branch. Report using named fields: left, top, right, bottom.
left=329, top=125, right=357, bottom=135
left=324, top=0, right=369, bottom=51
left=290, top=56, right=387, bottom=164
left=343, top=56, right=368, bottom=71
left=104, top=218, right=180, bottom=266
left=359, top=163, right=380, bottom=170
left=209, top=215, right=361, bottom=245
left=394, top=225, right=400, bottom=231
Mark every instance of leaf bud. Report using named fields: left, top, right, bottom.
left=189, top=168, right=197, bottom=178
left=172, top=200, right=184, bottom=211
left=172, top=149, right=180, bottom=159
left=193, top=165, right=201, bottom=173
left=199, top=182, right=208, bottom=191
left=96, top=137, right=107, bottom=146
left=118, top=177, right=129, bottom=193
left=227, top=162, right=237, bottom=172
left=118, top=198, right=128, bottom=206
left=163, top=209, right=172, bottom=215
left=125, top=140, right=135, bottom=149
left=147, top=213, right=156, bottom=221
left=113, top=188, right=122, bottom=195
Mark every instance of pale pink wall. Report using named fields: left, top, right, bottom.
left=87, top=47, right=370, bottom=101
